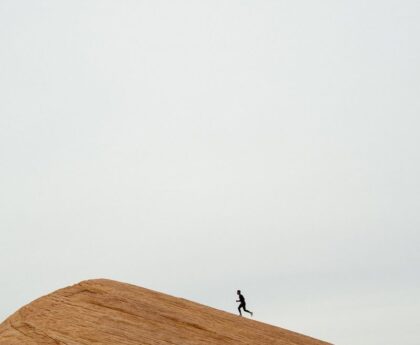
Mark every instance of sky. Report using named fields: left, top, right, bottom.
left=0, top=1, right=419, bottom=344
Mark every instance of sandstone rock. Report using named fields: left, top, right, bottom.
left=0, top=279, right=331, bottom=345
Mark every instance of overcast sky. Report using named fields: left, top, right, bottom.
left=1, top=1, right=419, bottom=344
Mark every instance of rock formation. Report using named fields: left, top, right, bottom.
left=0, top=279, right=331, bottom=345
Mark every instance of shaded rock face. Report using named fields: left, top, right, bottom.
left=0, top=279, right=331, bottom=345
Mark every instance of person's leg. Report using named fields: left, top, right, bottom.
left=238, top=305, right=243, bottom=316
left=243, top=304, right=253, bottom=317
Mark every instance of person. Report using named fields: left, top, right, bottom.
left=236, top=290, right=253, bottom=317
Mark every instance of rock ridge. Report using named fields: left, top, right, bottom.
left=0, top=279, right=332, bottom=345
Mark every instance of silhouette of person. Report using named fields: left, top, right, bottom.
left=236, top=290, right=253, bottom=317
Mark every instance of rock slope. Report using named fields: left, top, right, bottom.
left=0, top=279, right=331, bottom=345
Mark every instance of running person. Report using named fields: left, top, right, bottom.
left=236, top=290, right=253, bottom=317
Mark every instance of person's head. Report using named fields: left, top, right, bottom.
left=237, top=290, right=241, bottom=295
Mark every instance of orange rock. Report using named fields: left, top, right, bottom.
left=0, top=279, right=331, bottom=345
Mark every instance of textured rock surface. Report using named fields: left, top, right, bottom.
left=0, top=279, right=331, bottom=345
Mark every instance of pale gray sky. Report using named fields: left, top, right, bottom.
left=1, top=1, right=419, bottom=344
